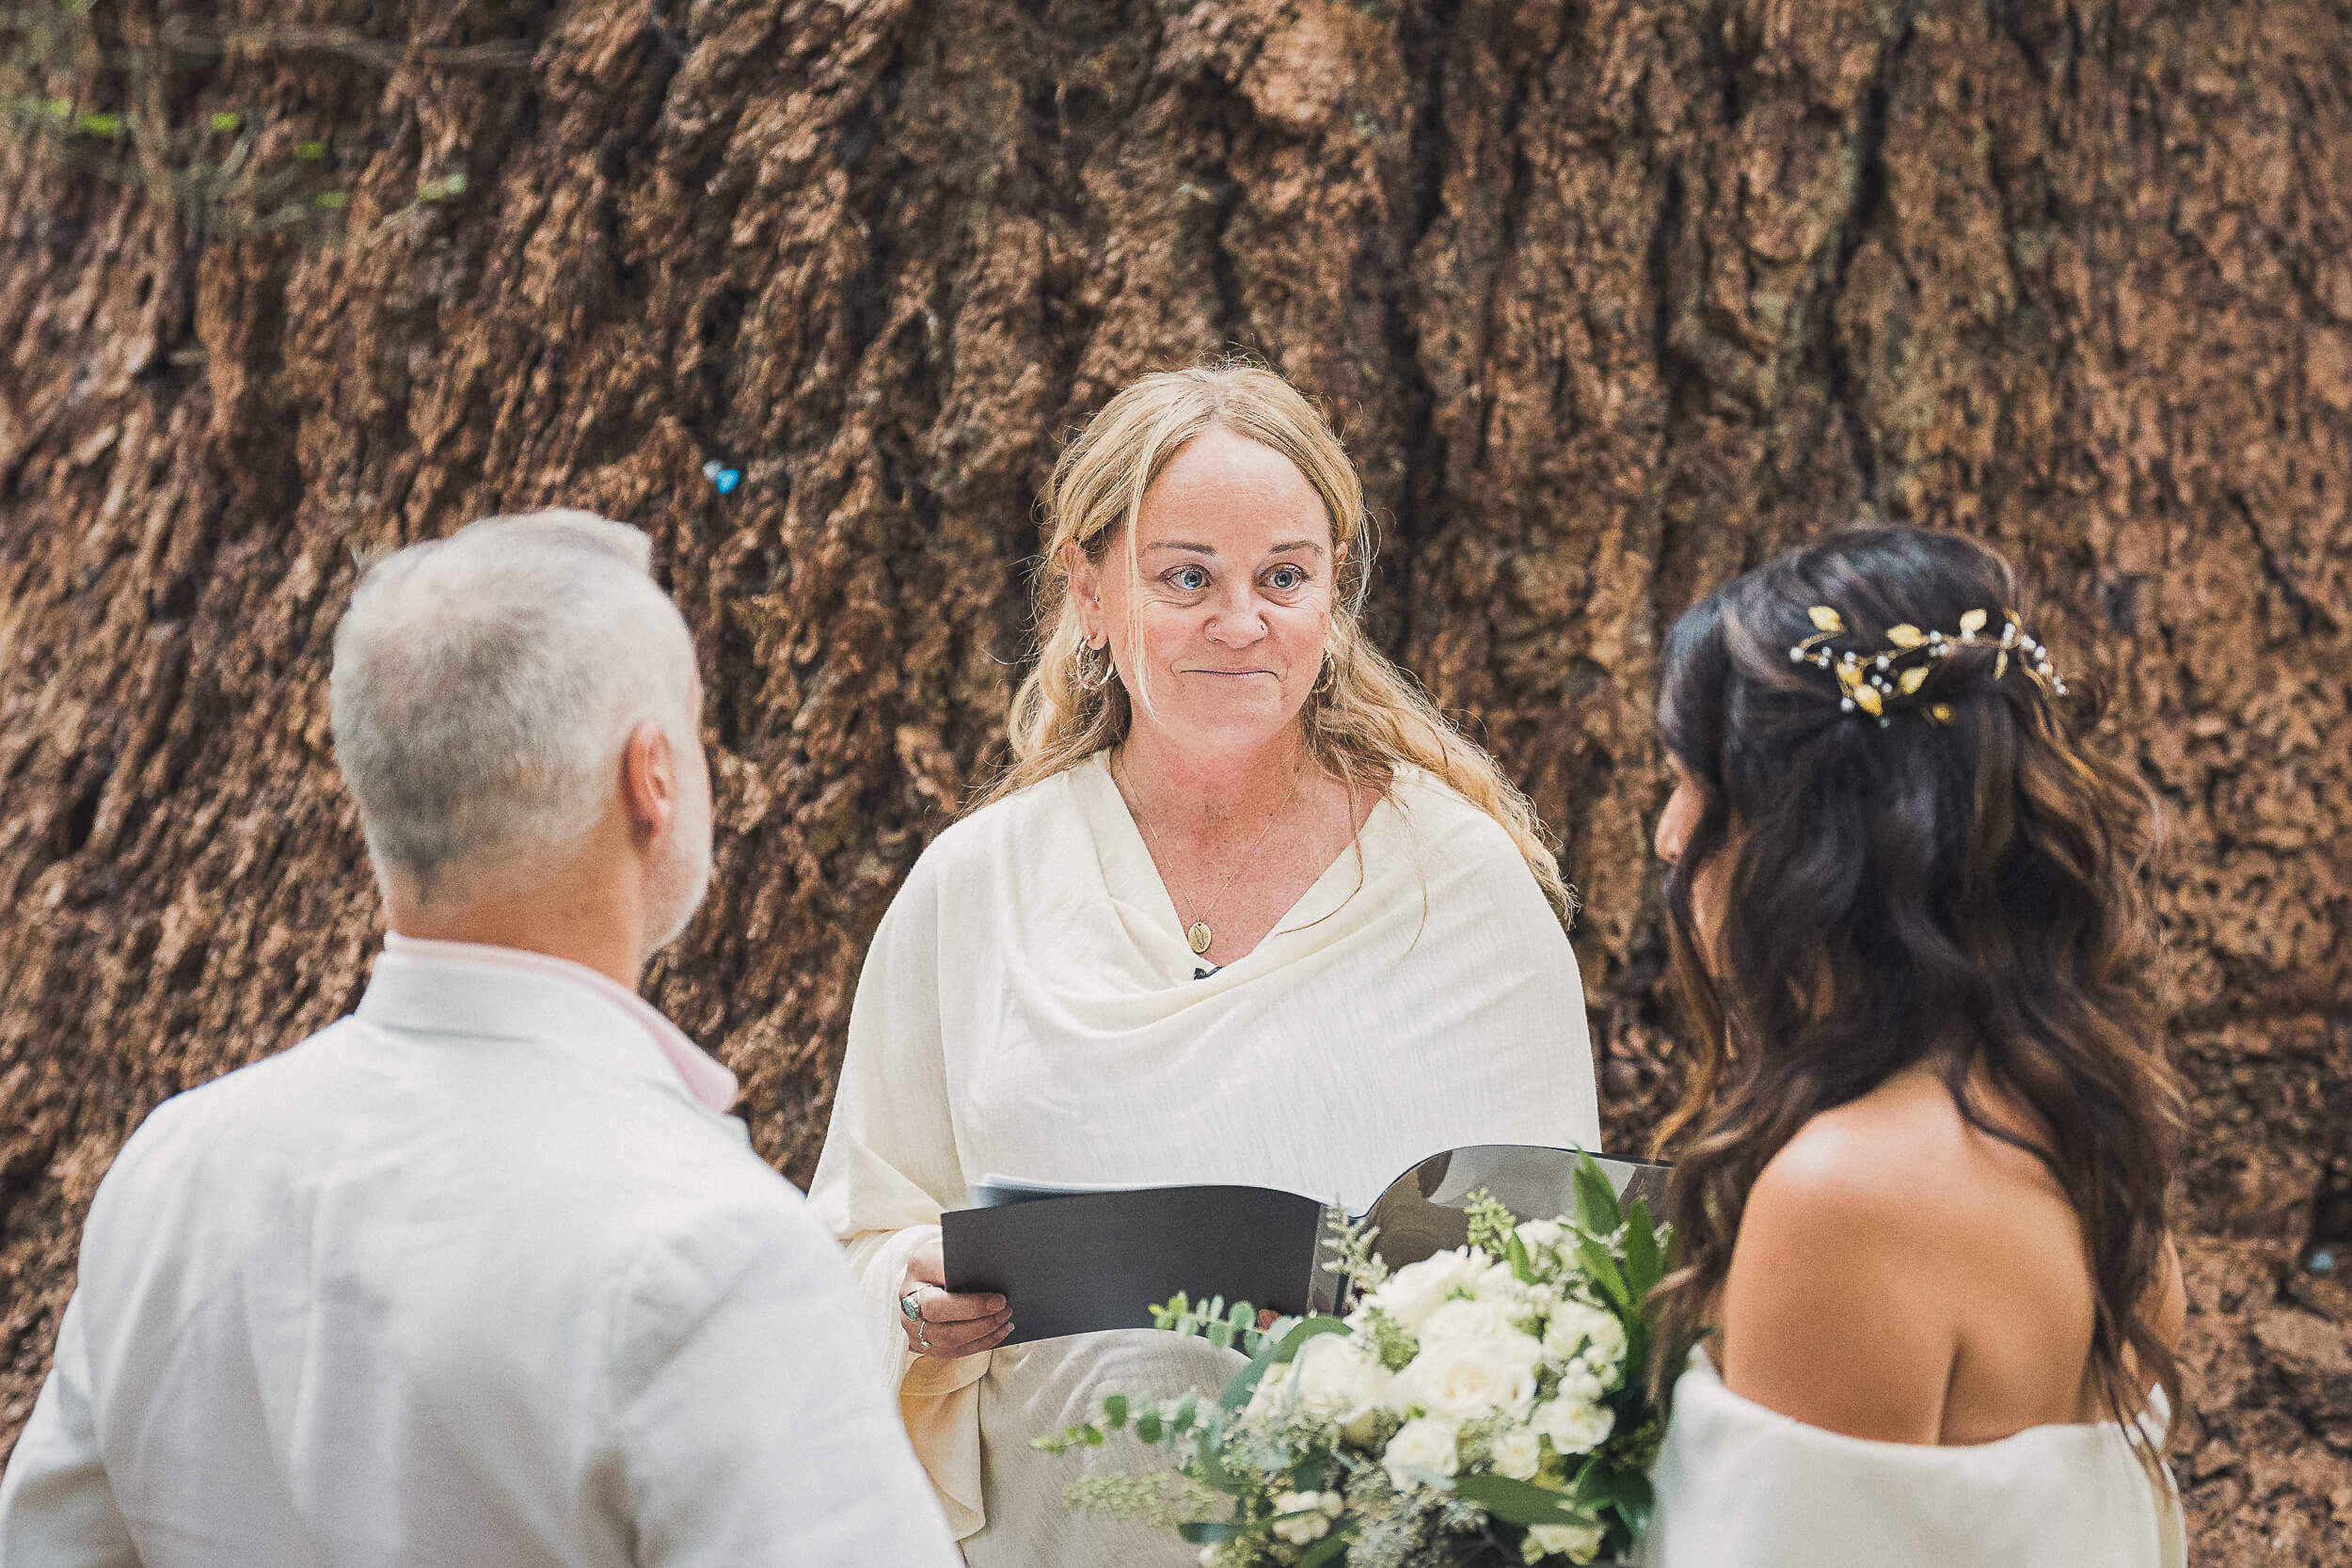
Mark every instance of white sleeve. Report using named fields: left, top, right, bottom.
left=0, top=1293, right=139, bottom=1568
left=802, top=847, right=994, bottom=1536
left=609, top=1198, right=962, bottom=1568
left=804, top=852, right=968, bottom=1372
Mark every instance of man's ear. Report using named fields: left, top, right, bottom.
left=619, top=721, right=679, bottom=846
left=1063, top=542, right=1107, bottom=649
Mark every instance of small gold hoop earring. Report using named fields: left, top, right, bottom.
left=1077, top=643, right=1115, bottom=690
left=1312, top=649, right=1339, bottom=695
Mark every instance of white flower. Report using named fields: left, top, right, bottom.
left=1549, top=1361, right=1605, bottom=1407
left=1242, top=1357, right=1295, bottom=1419
left=1366, top=1248, right=1484, bottom=1331
left=1391, top=1333, right=1541, bottom=1422
left=1542, top=1299, right=1629, bottom=1384
left=1271, top=1493, right=1332, bottom=1545
left=1523, top=1518, right=1608, bottom=1562
left=1490, top=1424, right=1543, bottom=1480
left=1199, top=1549, right=1219, bottom=1568
left=1419, top=1294, right=1534, bottom=1351
left=1382, top=1416, right=1461, bottom=1489
left=1290, top=1333, right=1391, bottom=1423
left=1532, top=1389, right=1615, bottom=1456
left=1515, top=1218, right=1567, bottom=1252
left=1472, top=1257, right=1538, bottom=1305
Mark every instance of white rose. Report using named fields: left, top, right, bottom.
left=1532, top=1390, right=1615, bottom=1455
left=1367, top=1248, right=1484, bottom=1330
left=1490, top=1424, right=1543, bottom=1480
left=1522, top=1519, right=1608, bottom=1562
left=1291, top=1333, right=1391, bottom=1422
left=1382, top=1416, right=1462, bottom=1489
left=1392, top=1335, right=1541, bottom=1422
left=1542, top=1300, right=1629, bottom=1383
left=1419, top=1294, right=1533, bottom=1351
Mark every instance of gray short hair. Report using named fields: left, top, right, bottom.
left=330, top=510, right=699, bottom=892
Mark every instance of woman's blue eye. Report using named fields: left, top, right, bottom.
left=1172, top=566, right=1208, bottom=591
left=1267, top=566, right=1304, bottom=591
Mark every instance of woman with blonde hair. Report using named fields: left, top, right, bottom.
left=809, top=361, right=1601, bottom=1565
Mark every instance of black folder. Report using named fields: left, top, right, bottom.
left=942, top=1145, right=1671, bottom=1347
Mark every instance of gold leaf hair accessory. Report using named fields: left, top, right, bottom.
left=1788, top=605, right=2066, bottom=727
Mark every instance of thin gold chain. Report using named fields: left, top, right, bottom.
left=1113, top=749, right=1305, bottom=957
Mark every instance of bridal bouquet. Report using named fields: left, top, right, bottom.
left=1038, top=1154, right=1672, bottom=1567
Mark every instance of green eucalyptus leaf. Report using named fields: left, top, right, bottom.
left=1573, top=1153, right=1624, bottom=1235
left=1621, top=1197, right=1663, bottom=1297
left=1297, top=1528, right=1354, bottom=1567
left=1576, top=1237, right=1632, bottom=1313
left=1274, top=1316, right=1352, bottom=1357
left=1454, top=1472, right=1594, bottom=1528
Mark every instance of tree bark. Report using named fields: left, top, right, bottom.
left=2, top=0, right=2346, bottom=1559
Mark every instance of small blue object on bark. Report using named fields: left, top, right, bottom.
left=2309, top=1248, right=2337, bottom=1275
left=702, top=460, right=740, bottom=495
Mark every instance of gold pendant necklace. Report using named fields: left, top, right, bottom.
left=1117, top=752, right=1304, bottom=959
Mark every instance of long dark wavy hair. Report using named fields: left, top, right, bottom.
left=1646, top=526, right=2184, bottom=1454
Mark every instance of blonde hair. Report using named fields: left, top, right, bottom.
left=983, top=360, right=1572, bottom=916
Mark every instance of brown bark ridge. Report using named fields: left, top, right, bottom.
left=2, top=0, right=2346, bottom=1557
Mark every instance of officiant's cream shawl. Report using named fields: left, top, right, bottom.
left=808, top=752, right=1601, bottom=1560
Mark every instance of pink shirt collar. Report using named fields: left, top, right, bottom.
left=381, top=932, right=739, bottom=1114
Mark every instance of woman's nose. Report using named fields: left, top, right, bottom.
left=1205, top=592, right=1268, bottom=645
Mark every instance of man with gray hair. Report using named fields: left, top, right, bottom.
left=0, top=512, right=965, bottom=1567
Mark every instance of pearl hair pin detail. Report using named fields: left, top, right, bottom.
left=1787, top=605, right=2067, bottom=728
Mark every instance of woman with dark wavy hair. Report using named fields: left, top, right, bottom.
left=1638, top=527, right=2187, bottom=1568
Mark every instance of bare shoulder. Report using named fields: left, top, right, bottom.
left=1721, top=1074, right=2045, bottom=1440
left=1753, top=1082, right=1976, bottom=1217
left=1723, top=1070, right=2098, bottom=1441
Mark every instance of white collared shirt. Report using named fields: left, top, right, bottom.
left=0, top=938, right=961, bottom=1568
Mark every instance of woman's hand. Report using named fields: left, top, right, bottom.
left=899, top=1236, right=1013, bottom=1360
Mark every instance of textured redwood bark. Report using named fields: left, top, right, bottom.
left=2, top=1, right=2346, bottom=1558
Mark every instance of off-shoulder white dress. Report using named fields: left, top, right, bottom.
left=1642, top=1350, right=2187, bottom=1568
left=807, top=752, right=1601, bottom=1567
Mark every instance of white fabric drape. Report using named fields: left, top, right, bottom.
left=1641, top=1350, right=2187, bottom=1568
left=807, top=752, right=1601, bottom=1565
